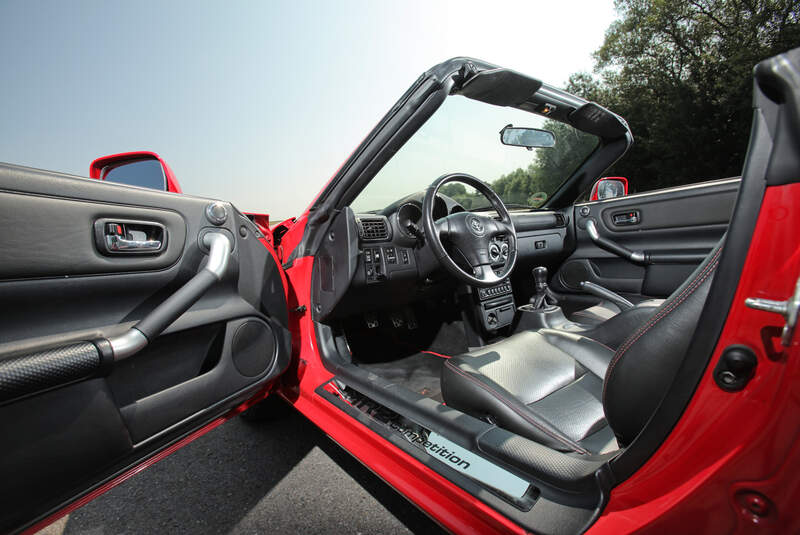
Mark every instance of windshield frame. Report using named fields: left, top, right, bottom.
left=311, top=58, right=630, bottom=222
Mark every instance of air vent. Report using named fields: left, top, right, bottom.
left=357, top=217, right=390, bottom=242
left=554, top=213, right=566, bottom=227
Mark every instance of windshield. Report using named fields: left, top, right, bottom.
left=351, top=95, right=599, bottom=213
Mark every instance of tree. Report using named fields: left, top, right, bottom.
left=568, top=0, right=800, bottom=191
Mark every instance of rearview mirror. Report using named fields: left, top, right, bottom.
left=590, top=176, right=628, bottom=201
left=499, top=124, right=555, bottom=150
left=89, top=151, right=181, bottom=193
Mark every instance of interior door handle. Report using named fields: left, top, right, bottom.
left=95, top=219, right=167, bottom=255
left=106, top=235, right=162, bottom=252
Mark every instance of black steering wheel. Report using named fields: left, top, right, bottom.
left=423, top=173, right=517, bottom=288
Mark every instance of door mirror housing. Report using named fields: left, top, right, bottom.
left=590, top=176, right=628, bottom=201
left=499, top=124, right=556, bottom=150
left=90, top=151, right=181, bottom=193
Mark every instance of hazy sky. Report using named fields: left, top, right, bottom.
left=0, top=1, right=616, bottom=219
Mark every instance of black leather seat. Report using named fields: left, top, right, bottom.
left=568, top=298, right=663, bottom=326
left=441, top=239, right=724, bottom=454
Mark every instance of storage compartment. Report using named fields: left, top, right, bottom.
left=481, top=297, right=515, bottom=330
left=107, top=323, right=226, bottom=406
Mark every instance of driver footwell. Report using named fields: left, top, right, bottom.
left=344, top=306, right=469, bottom=402
left=358, top=352, right=449, bottom=402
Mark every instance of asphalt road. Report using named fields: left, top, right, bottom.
left=39, top=404, right=447, bottom=535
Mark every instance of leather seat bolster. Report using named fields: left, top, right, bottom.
left=441, top=358, right=589, bottom=453
left=540, top=330, right=615, bottom=378
left=579, top=303, right=662, bottom=349
left=441, top=330, right=617, bottom=454
left=603, top=243, right=724, bottom=444
left=568, top=298, right=663, bottom=334
left=451, top=331, right=581, bottom=404
left=569, top=302, right=620, bottom=325
left=525, top=374, right=606, bottom=442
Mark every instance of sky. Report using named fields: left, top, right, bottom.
left=0, top=1, right=616, bottom=219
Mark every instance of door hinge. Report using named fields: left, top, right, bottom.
left=745, top=275, right=800, bottom=346
left=293, top=305, right=307, bottom=314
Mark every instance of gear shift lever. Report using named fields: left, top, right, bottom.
left=530, top=266, right=557, bottom=309
left=534, top=266, right=548, bottom=293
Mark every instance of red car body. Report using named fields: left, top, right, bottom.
left=7, top=49, right=800, bottom=535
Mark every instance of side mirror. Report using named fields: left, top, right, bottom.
left=590, top=176, right=628, bottom=201
left=89, top=151, right=181, bottom=193
left=499, top=124, right=556, bottom=150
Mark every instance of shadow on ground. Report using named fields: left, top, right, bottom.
left=63, top=405, right=447, bottom=534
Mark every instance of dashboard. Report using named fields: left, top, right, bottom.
left=349, top=192, right=570, bottom=293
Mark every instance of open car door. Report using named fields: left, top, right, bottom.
left=0, top=163, right=291, bottom=534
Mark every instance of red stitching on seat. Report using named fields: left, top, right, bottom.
left=444, top=360, right=588, bottom=454
left=602, top=247, right=723, bottom=404
left=421, top=350, right=451, bottom=359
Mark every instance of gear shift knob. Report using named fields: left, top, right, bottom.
left=533, top=266, right=548, bottom=292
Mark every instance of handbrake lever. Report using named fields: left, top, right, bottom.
left=579, top=280, right=634, bottom=311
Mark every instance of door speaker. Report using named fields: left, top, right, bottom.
left=559, top=260, right=592, bottom=290
left=231, top=320, right=276, bottom=377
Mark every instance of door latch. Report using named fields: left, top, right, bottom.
left=94, top=219, right=166, bottom=255
left=745, top=275, right=800, bottom=346
left=612, top=210, right=640, bottom=226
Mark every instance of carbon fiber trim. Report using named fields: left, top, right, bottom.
left=0, top=342, right=100, bottom=403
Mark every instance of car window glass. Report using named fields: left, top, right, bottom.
left=103, top=159, right=166, bottom=190
left=351, top=96, right=598, bottom=212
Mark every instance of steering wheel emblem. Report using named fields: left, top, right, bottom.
left=467, top=215, right=486, bottom=237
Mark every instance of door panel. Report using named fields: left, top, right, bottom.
left=0, top=190, right=186, bottom=278
left=0, top=163, right=291, bottom=533
left=554, top=178, right=738, bottom=299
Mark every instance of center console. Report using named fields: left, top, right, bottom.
left=474, top=281, right=515, bottom=330
left=469, top=266, right=586, bottom=335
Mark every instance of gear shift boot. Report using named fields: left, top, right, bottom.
left=516, top=303, right=571, bottom=331
left=514, top=266, right=576, bottom=331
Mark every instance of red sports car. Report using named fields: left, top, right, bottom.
left=1, top=49, right=799, bottom=535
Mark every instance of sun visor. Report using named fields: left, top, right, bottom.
left=458, top=68, right=543, bottom=107
left=568, top=102, right=629, bottom=139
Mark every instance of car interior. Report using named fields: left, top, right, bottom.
left=294, top=58, right=774, bottom=532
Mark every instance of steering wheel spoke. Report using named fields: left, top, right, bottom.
left=434, top=218, right=451, bottom=240
left=494, top=219, right=515, bottom=237
left=472, top=264, right=502, bottom=285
